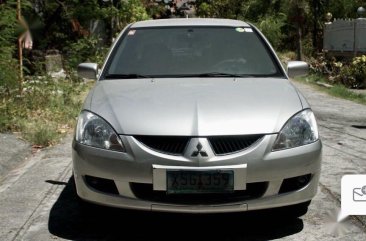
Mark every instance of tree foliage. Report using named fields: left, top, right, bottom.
left=0, top=1, right=21, bottom=91
left=1, top=0, right=366, bottom=92
left=194, top=0, right=365, bottom=53
left=258, top=14, right=286, bottom=50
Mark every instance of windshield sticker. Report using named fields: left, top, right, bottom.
left=235, top=27, right=253, bottom=33
left=128, top=30, right=136, bottom=36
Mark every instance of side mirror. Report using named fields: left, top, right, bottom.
left=287, top=61, right=309, bottom=78
left=77, top=63, right=98, bottom=80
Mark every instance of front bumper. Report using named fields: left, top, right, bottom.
left=72, top=134, right=322, bottom=213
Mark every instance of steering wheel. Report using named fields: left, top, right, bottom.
left=211, top=58, right=248, bottom=73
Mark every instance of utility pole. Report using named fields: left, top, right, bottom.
left=312, top=0, right=318, bottom=51
left=293, top=0, right=304, bottom=60
left=17, top=0, right=23, bottom=94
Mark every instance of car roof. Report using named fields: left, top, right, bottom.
left=131, top=18, right=251, bottom=28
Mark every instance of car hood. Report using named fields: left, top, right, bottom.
left=87, top=78, right=303, bottom=136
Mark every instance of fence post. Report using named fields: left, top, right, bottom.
left=356, top=7, right=366, bottom=57
left=354, top=19, right=357, bottom=57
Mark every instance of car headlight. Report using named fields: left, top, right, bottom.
left=75, top=111, right=125, bottom=152
left=272, top=109, right=319, bottom=151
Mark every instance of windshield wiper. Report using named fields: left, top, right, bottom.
left=104, top=74, right=151, bottom=79
left=196, top=72, right=250, bottom=77
left=104, top=73, right=278, bottom=79
left=152, top=72, right=248, bottom=78
left=198, top=73, right=280, bottom=78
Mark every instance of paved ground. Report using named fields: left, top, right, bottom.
left=0, top=134, right=31, bottom=182
left=1, top=80, right=366, bottom=240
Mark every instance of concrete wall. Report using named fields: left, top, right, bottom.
left=324, top=18, right=366, bottom=54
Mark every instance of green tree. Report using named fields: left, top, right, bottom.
left=258, top=13, right=286, bottom=50
left=0, top=1, right=18, bottom=92
left=116, top=0, right=149, bottom=28
left=0, top=0, right=31, bottom=93
left=21, top=0, right=150, bottom=70
left=325, top=0, right=364, bottom=19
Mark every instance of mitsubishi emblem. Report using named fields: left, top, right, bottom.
left=191, top=142, right=208, bottom=157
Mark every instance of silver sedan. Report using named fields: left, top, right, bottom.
left=73, top=18, right=322, bottom=215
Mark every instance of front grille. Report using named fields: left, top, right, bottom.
left=208, top=135, right=264, bottom=155
left=134, top=136, right=190, bottom=155
left=130, top=182, right=268, bottom=205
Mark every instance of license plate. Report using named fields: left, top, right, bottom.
left=166, top=170, right=234, bottom=194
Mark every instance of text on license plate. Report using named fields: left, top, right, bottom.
left=166, top=170, right=234, bottom=194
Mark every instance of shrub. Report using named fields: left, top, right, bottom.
left=336, top=55, right=366, bottom=89
left=0, top=2, right=20, bottom=93
left=64, top=36, right=107, bottom=70
left=309, top=54, right=366, bottom=89
left=21, top=121, right=59, bottom=147
left=257, top=14, right=286, bottom=50
left=0, top=76, right=89, bottom=146
left=329, top=55, right=366, bottom=89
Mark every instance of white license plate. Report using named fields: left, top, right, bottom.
left=166, top=170, right=234, bottom=194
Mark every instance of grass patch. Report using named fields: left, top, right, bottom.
left=0, top=77, right=92, bottom=147
left=295, top=74, right=366, bottom=105
left=21, top=122, right=59, bottom=147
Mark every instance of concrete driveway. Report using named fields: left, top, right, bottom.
left=1, top=80, right=366, bottom=240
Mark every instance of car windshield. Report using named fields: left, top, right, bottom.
left=103, top=26, right=283, bottom=79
